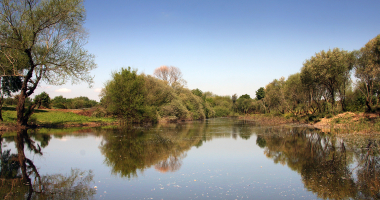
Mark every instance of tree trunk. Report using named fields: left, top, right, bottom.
left=16, top=91, right=28, bottom=126
left=16, top=129, right=31, bottom=183
left=365, top=100, right=372, bottom=113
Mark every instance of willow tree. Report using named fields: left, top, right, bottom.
left=354, top=35, right=380, bottom=112
left=301, top=48, right=354, bottom=111
left=0, top=0, right=96, bottom=126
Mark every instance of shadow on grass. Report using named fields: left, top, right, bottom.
left=33, top=109, right=49, bottom=113
left=3, top=106, right=16, bottom=111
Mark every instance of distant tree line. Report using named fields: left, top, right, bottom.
left=3, top=93, right=98, bottom=110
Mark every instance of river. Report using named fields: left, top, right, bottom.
left=0, top=118, right=379, bottom=199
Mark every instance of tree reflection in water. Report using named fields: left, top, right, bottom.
left=0, top=129, right=95, bottom=200
left=98, top=119, right=257, bottom=178
left=257, top=126, right=380, bottom=199
left=98, top=123, right=205, bottom=178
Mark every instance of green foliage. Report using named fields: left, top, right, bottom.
left=91, top=107, right=108, bottom=118
left=191, top=88, right=203, bottom=97
left=354, top=34, right=380, bottom=112
left=239, top=94, right=251, bottom=99
left=52, top=96, right=68, bottom=109
left=34, top=91, right=51, bottom=108
left=301, top=48, right=354, bottom=108
left=264, top=77, right=286, bottom=114
left=236, top=98, right=254, bottom=114
left=51, top=95, right=98, bottom=109
left=214, top=106, right=231, bottom=117
left=206, top=95, right=232, bottom=117
left=70, top=96, right=98, bottom=109
left=177, top=87, right=206, bottom=120
left=101, top=68, right=218, bottom=122
left=102, top=67, right=150, bottom=123
left=255, top=87, right=265, bottom=100
left=159, top=99, right=190, bottom=120
left=1, top=76, right=22, bottom=96
left=345, top=88, right=366, bottom=112
left=0, top=0, right=96, bottom=126
left=3, top=97, right=17, bottom=106
left=256, top=136, right=267, bottom=148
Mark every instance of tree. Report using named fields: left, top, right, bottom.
left=255, top=87, right=265, bottom=100
left=264, top=77, right=287, bottom=113
left=51, top=95, right=68, bottom=109
left=101, top=67, right=149, bottom=123
left=191, top=88, right=203, bottom=97
left=354, top=35, right=380, bottom=112
left=238, top=94, right=251, bottom=99
left=301, top=48, right=354, bottom=110
left=236, top=98, right=253, bottom=114
left=0, top=0, right=96, bottom=126
left=231, top=93, right=237, bottom=112
left=153, top=66, right=186, bottom=87
left=34, top=91, right=50, bottom=109
left=284, top=73, right=308, bottom=115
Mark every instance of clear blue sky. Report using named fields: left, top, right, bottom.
left=34, top=0, right=380, bottom=101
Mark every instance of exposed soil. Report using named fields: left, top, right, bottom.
left=313, top=112, right=378, bottom=127
left=311, top=112, right=380, bottom=133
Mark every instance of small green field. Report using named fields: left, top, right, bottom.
left=1, top=107, right=116, bottom=127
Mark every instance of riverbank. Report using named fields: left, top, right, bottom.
left=238, top=112, right=380, bottom=134
left=2, top=107, right=380, bottom=134
left=0, top=107, right=117, bottom=132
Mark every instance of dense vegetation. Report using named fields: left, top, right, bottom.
left=3, top=94, right=98, bottom=110
left=98, top=35, right=380, bottom=124
left=100, top=67, right=215, bottom=123
left=238, top=34, right=380, bottom=122
left=0, top=24, right=379, bottom=126
left=2, top=36, right=379, bottom=127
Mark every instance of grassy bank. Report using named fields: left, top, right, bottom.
left=0, top=107, right=116, bottom=130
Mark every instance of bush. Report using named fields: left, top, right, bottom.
left=214, top=106, right=230, bottom=117
left=34, top=91, right=51, bottom=108
left=91, top=107, right=108, bottom=118
left=52, top=102, right=67, bottom=109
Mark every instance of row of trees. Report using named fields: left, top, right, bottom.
left=100, top=67, right=214, bottom=123
left=209, top=34, right=380, bottom=118
left=3, top=93, right=97, bottom=110
left=258, top=35, right=380, bottom=116
left=180, top=34, right=380, bottom=118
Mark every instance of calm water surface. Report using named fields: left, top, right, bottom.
left=1, top=118, right=379, bottom=199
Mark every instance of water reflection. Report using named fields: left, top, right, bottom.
left=257, top=126, right=380, bottom=199
left=97, top=119, right=259, bottom=178
left=0, top=129, right=95, bottom=200
left=1, top=119, right=379, bottom=199
left=98, top=123, right=206, bottom=178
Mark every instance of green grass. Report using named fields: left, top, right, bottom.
left=1, top=107, right=116, bottom=127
